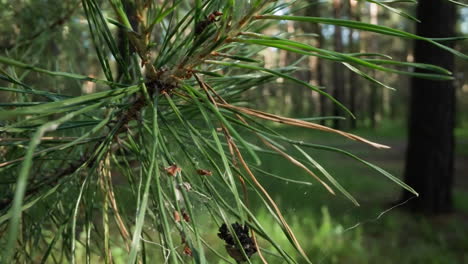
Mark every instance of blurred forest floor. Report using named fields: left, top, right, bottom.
left=242, top=121, right=468, bottom=264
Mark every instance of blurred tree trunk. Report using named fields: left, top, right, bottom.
left=303, top=3, right=326, bottom=124
left=286, top=20, right=308, bottom=116
left=317, top=44, right=326, bottom=125
left=279, top=47, right=291, bottom=114
left=347, top=0, right=360, bottom=129
left=315, top=15, right=326, bottom=125
left=369, top=4, right=379, bottom=129
left=358, top=6, right=369, bottom=128
left=401, top=0, right=456, bottom=214
left=332, top=0, right=345, bottom=129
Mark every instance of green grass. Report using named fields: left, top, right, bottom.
left=239, top=119, right=468, bottom=263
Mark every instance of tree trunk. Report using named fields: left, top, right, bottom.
left=286, top=20, right=307, bottom=116
left=332, top=0, right=345, bottom=129
left=369, top=4, right=379, bottom=129
left=348, top=0, right=359, bottom=129
left=303, top=3, right=326, bottom=124
left=401, top=0, right=456, bottom=214
left=317, top=46, right=326, bottom=126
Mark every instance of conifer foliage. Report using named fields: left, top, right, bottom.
left=0, top=1, right=465, bottom=263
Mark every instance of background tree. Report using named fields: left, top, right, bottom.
left=347, top=0, right=360, bottom=129
left=402, top=0, right=457, bottom=214
left=332, top=0, right=346, bottom=129
left=303, top=2, right=327, bottom=125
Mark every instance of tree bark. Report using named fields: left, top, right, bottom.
left=402, top=0, right=456, bottom=214
left=303, top=3, right=326, bottom=124
left=317, top=44, right=326, bottom=126
left=286, top=20, right=307, bottom=116
left=369, top=4, right=379, bottom=129
left=332, top=0, right=346, bottom=129
left=348, top=0, right=360, bottom=129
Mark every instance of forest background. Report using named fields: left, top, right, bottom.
left=0, top=0, right=467, bottom=263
